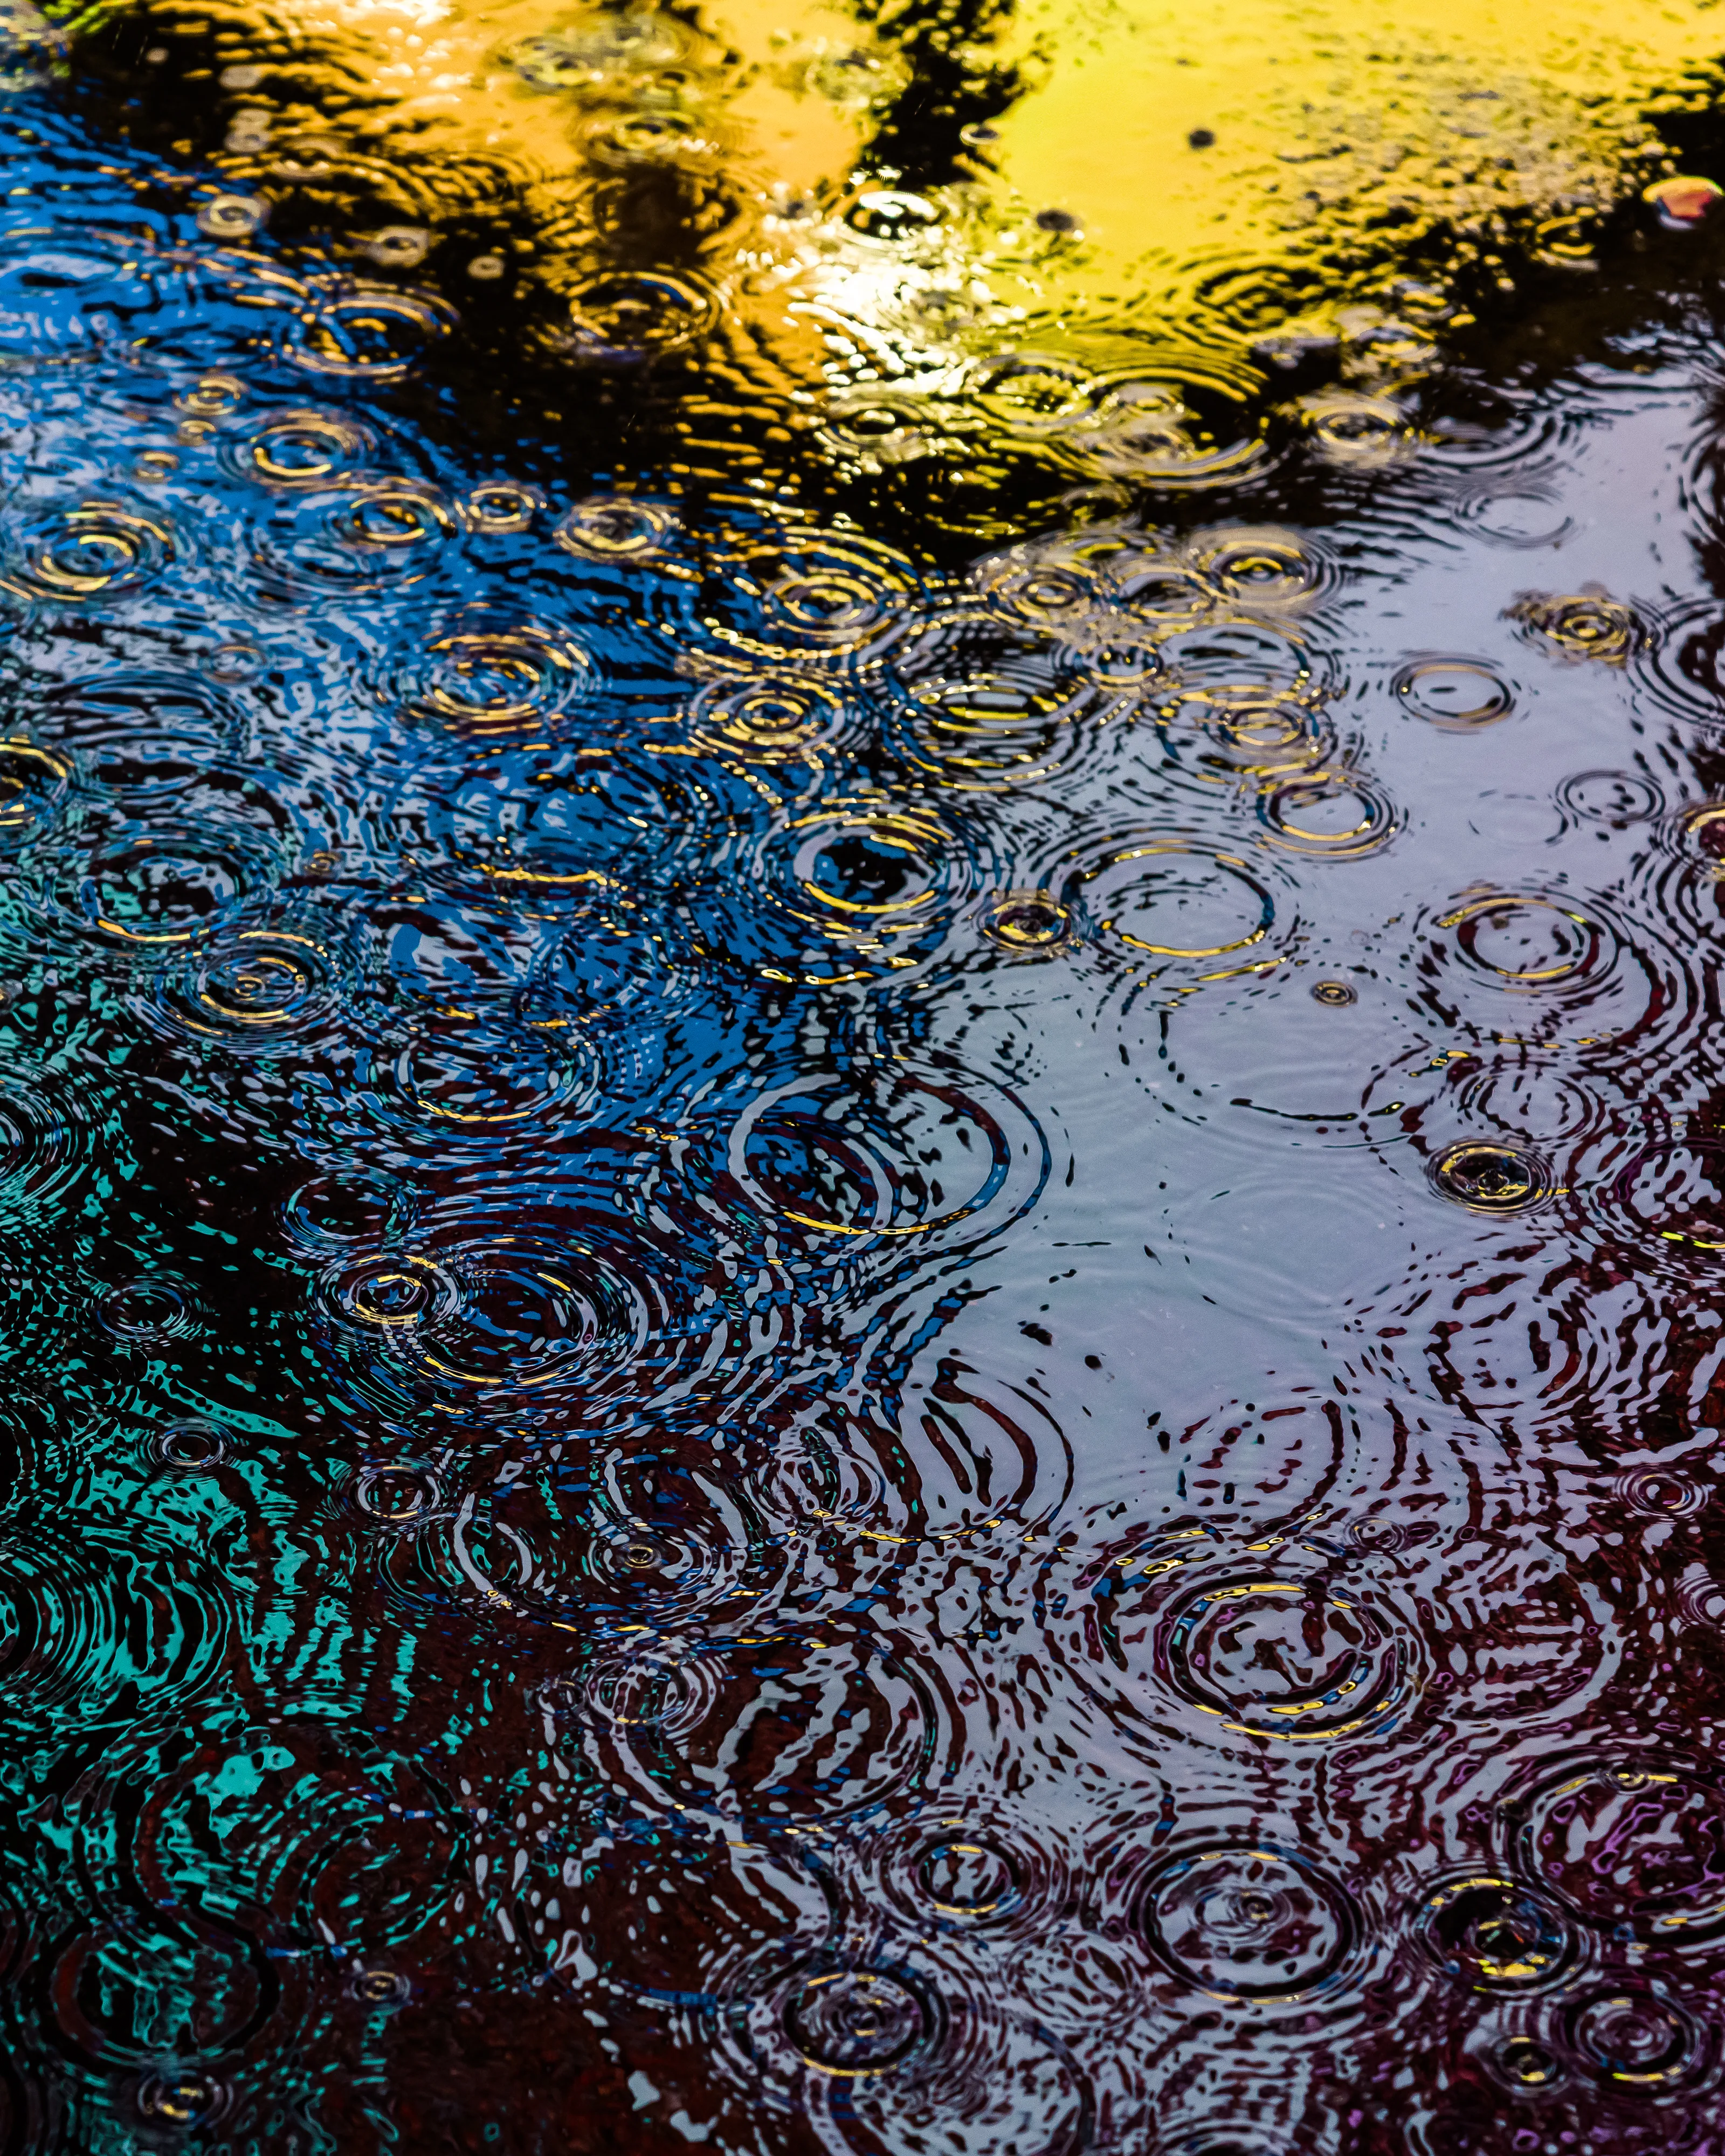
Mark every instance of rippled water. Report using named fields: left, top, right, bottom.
left=8, top=0, right=1725, bottom=2147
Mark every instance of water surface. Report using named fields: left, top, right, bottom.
left=3, top=0, right=1725, bottom=2150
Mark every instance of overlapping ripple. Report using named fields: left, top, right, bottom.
left=3, top=25, right=1725, bottom=2156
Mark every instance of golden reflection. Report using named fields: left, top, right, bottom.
left=52, top=0, right=1725, bottom=508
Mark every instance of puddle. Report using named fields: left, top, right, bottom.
left=4, top=0, right=1725, bottom=2147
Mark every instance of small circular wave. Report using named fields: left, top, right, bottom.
left=692, top=794, right=990, bottom=984
left=1061, top=836, right=1281, bottom=973
left=161, top=925, right=337, bottom=1046
left=1300, top=390, right=1415, bottom=469
left=0, top=741, right=70, bottom=844
left=1420, top=889, right=1659, bottom=1052
left=508, top=14, right=689, bottom=86
left=554, top=1640, right=728, bottom=1750
left=915, top=1837, right=1023, bottom=1920
left=967, top=537, right=1123, bottom=633
left=1617, top=1464, right=1709, bottom=1518
left=1416, top=1876, right=1577, bottom=1992
left=1366, top=1040, right=1603, bottom=1149
left=1161, top=1572, right=1417, bottom=1740
left=0, top=1526, right=231, bottom=1724
left=243, top=480, right=458, bottom=602
left=1393, top=656, right=1515, bottom=730
left=1186, top=524, right=1334, bottom=615
left=8, top=500, right=174, bottom=602
left=1678, top=1568, right=1725, bottom=1627
left=719, top=1940, right=1091, bottom=2154
left=785, top=1970, right=933, bottom=2074
left=1138, top=1846, right=1358, bottom=2000
left=80, top=1711, right=468, bottom=1958
left=687, top=673, right=849, bottom=763
left=1555, top=767, right=1664, bottom=830
left=978, top=889, right=1076, bottom=955
left=0, top=1059, right=90, bottom=1230
left=888, top=613, right=1136, bottom=790
left=53, top=816, right=283, bottom=951
left=464, top=481, right=543, bottom=535
left=1158, top=618, right=1317, bottom=699
left=1566, top=1989, right=1706, bottom=2086
left=94, top=1275, right=200, bottom=1343
left=1429, top=1139, right=1554, bottom=1215
left=1591, top=1132, right=1725, bottom=1265
left=696, top=527, right=922, bottom=668
left=1458, top=485, right=1575, bottom=550
left=389, top=1013, right=601, bottom=1134
left=1054, top=363, right=1272, bottom=491
left=281, top=284, right=455, bottom=383
left=1258, top=768, right=1397, bottom=856
left=1510, top=1761, right=1725, bottom=1943
left=282, top=1170, right=418, bottom=1262
left=1158, top=683, right=1331, bottom=774
left=394, top=614, right=592, bottom=737
left=328, top=1231, right=666, bottom=1407
left=563, top=271, right=718, bottom=362
left=1509, top=587, right=1639, bottom=663
left=149, top=1418, right=233, bottom=1472
left=611, top=1621, right=942, bottom=1826
left=1638, top=598, right=1725, bottom=726
left=136, top=2069, right=233, bottom=2130
left=225, top=407, right=376, bottom=489
left=727, top=1061, right=1048, bottom=1247
left=346, top=1461, right=442, bottom=1527
left=554, top=495, right=680, bottom=562
left=333, top=1252, right=459, bottom=1332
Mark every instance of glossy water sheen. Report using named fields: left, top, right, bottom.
left=5, top=0, right=1725, bottom=2148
